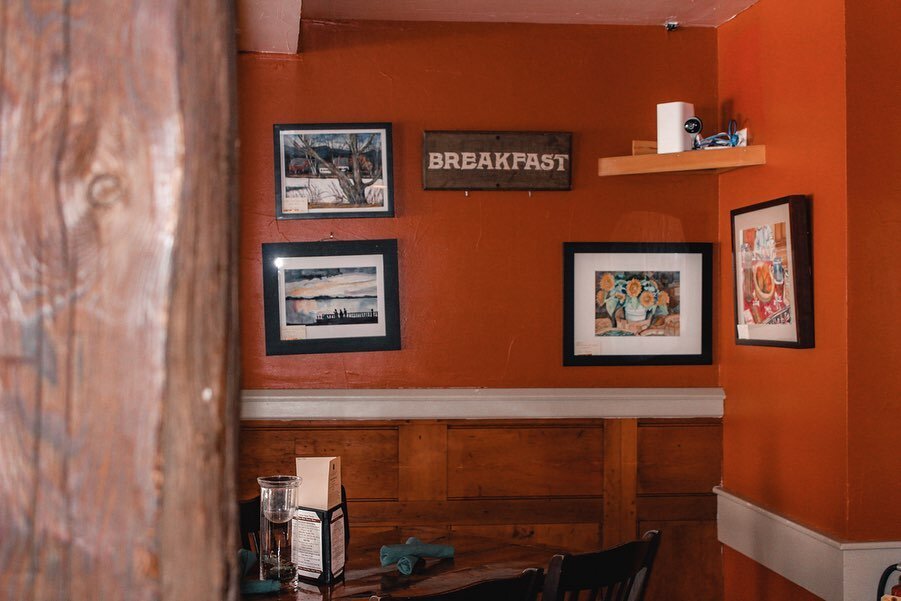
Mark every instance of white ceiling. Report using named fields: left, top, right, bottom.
left=301, top=0, right=759, bottom=28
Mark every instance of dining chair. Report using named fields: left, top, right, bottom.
left=541, top=530, right=661, bottom=601
left=369, top=567, right=543, bottom=601
left=238, top=495, right=261, bottom=552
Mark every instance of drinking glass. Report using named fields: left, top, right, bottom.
left=257, top=475, right=302, bottom=583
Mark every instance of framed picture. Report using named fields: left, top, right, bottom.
left=730, top=195, right=814, bottom=347
left=274, top=123, right=394, bottom=219
left=262, top=239, right=401, bottom=355
left=563, top=242, right=713, bottom=366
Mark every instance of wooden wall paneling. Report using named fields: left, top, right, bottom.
left=239, top=428, right=297, bottom=498
left=446, top=425, right=603, bottom=498
left=451, top=524, right=600, bottom=553
left=637, top=419, right=722, bottom=494
left=636, top=420, right=721, bottom=599
left=0, top=1, right=239, bottom=600
left=639, top=520, right=722, bottom=601
left=237, top=417, right=720, bottom=589
left=637, top=496, right=717, bottom=522
left=351, top=498, right=603, bottom=527
left=293, top=427, right=400, bottom=501
left=603, top=419, right=638, bottom=547
left=399, top=422, right=448, bottom=501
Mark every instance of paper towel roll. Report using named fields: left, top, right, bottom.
left=657, top=102, right=695, bottom=153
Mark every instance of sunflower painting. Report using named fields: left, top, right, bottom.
left=595, top=271, right=680, bottom=336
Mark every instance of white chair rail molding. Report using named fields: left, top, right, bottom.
left=239, top=387, right=725, bottom=420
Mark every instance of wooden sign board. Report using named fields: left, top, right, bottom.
left=423, top=131, right=572, bottom=191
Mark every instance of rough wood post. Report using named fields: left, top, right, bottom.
left=0, top=2, right=239, bottom=600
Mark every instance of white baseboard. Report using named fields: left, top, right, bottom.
left=715, top=486, right=901, bottom=600
left=240, top=387, right=725, bottom=420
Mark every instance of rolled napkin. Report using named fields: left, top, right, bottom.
left=237, top=549, right=282, bottom=595
left=395, top=554, right=425, bottom=576
left=380, top=537, right=455, bottom=574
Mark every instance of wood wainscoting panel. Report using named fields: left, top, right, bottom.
left=451, top=524, right=602, bottom=553
left=446, top=425, right=603, bottom=498
left=239, top=423, right=399, bottom=501
left=239, top=428, right=298, bottom=499
left=637, top=419, right=722, bottom=494
left=603, top=419, right=638, bottom=547
left=350, top=498, right=603, bottom=527
left=239, top=417, right=721, bottom=598
left=294, top=427, right=400, bottom=501
left=641, top=519, right=722, bottom=601
left=399, top=422, right=448, bottom=501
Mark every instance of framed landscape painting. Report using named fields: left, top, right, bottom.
left=274, top=123, right=394, bottom=219
left=563, top=242, right=713, bottom=366
left=730, top=195, right=814, bottom=347
left=262, top=239, right=401, bottom=355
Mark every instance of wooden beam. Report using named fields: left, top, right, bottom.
left=237, top=0, right=303, bottom=54
left=0, top=1, right=239, bottom=599
left=603, top=419, right=638, bottom=546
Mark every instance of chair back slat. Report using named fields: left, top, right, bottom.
left=542, top=531, right=661, bottom=601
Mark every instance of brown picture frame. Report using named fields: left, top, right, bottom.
left=730, top=195, right=814, bottom=348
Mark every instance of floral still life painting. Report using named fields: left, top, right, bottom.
left=595, top=271, right=680, bottom=336
left=563, top=242, right=712, bottom=366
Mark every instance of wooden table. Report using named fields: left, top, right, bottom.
left=245, top=528, right=563, bottom=600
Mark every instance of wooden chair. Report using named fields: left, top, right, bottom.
left=541, top=530, right=661, bottom=601
left=369, top=568, right=543, bottom=601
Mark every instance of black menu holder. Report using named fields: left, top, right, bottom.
left=291, top=486, right=349, bottom=585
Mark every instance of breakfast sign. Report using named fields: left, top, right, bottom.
left=422, top=131, right=572, bottom=191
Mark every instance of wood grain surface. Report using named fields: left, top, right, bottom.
left=240, top=417, right=722, bottom=600
left=0, top=2, right=239, bottom=600
left=246, top=526, right=564, bottom=600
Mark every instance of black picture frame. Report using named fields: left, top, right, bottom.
left=730, top=195, right=814, bottom=348
left=563, top=242, right=713, bottom=366
left=274, top=123, right=394, bottom=220
left=262, top=239, right=401, bottom=355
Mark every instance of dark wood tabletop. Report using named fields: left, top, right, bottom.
left=245, top=528, right=564, bottom=600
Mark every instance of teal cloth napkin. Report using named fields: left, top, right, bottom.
left=238, top=549, right=282, bottom=595
left=395, top=554, right=424, bottom=576
left=380, top=537, right=455, bottom=575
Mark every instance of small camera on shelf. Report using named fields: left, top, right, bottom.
left=684, top=117, right=703, bottom=135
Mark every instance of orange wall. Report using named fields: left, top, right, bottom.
left=239, top=21, right=719, bottom=389
left=846, top=0, right=901, bottom=539
left=718, top=0, right=849, bottom=596
left=723, top=549, right=821, bottom=601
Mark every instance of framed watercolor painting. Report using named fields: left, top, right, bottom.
left=274, top=123, right=394, bottom=220
left=262, top=239, right=401, bottom=355
left=730, top=195, right=814, bottom=348
left=563, top=242, right=713, bottom=366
